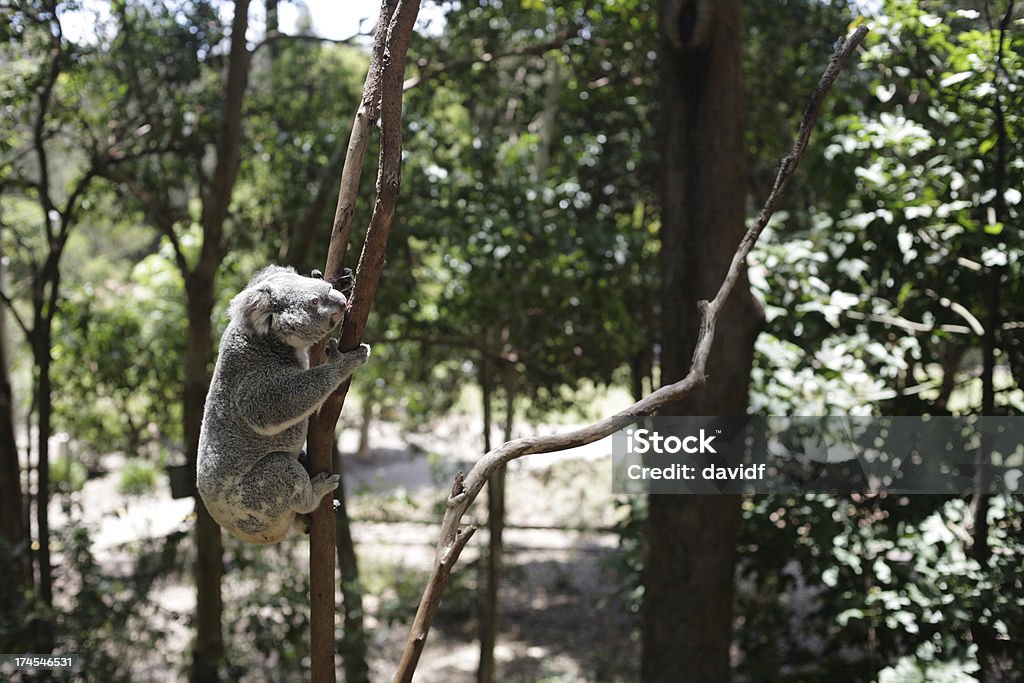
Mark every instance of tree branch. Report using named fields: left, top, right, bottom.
left=306, top=2, right=420, bottom=682
left=0, top=290, right=30, bottom=340
left=94, top=165, right=191, bottom=276
left=403, top=29, right=577, bottom=91
left=250, top=29, right=367, bottom=55
left=323, top=0, right=397, bottom=280
left=393, top=25, right=870, bottom=682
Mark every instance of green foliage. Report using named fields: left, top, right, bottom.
left=238, top=36, right=369, bottom=267
left=732, top=493, right=1024, bottom=681
left=379, top=0, right=661, bottom=422
left=221, top=540, right=314, bottom=679
left=50, top=245, right=188, bottom=455
left=50, top=455, right=88, bottom=494
left=42, top=522, right=180, bottom=681
left=117, top=459, right=159, bottom=496
left=750, top=0, right=1024, bottom=417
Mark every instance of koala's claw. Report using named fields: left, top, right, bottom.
left=335, top=267, right=354, bottom=297
left=312, top=472, right=342, bottom=487
left=310, top=269, right=324, bottom=279
left=325, top=337, right=339, bottom=355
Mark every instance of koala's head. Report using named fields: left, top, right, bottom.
left=229, top=266, right=347, bottom=348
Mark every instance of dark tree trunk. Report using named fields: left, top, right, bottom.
left=185, top=275, right=224, bottom=683
left=0, top=272, right=31, bottom=643
left=29, top=321, right=55, bottom=652
left=642, top=2, right=760, bottom=681
left=189, top=4, right=250, bottom=680
left=0, top=293, right=26, bottom=552
left=477, top=356, right=498, bottom=683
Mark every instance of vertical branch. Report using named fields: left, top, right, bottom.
left=324, top=0, right=399, bottom=282
left=307, top=2, right=420, bottom=682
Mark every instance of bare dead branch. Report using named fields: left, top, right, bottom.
left=393, top=25, right=870, bottom=681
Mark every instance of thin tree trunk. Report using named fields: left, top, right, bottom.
left=477, top=356, right=497, bottom=683
left=479, top=364, right=516, bottom=683
left=357, top=395, right=372, bottom=460
left=936, top=342, right=965, bottom=412
left=334, top=441, right=370, bottom=683
left=188, top=3, right=251, bottom=679
left=0, top=266, right=30, bottom=643
left=643, top=2, right=760, bottom=681
left=186, top=279, right=223, bottom=683
left=33, top=328, right=53, bottom=605
left=969, top=7, right=1013, bottom=679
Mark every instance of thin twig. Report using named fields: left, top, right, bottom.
left=403, top=29, right=577, bottom=91
left=393, top=25, right=869, bottom=682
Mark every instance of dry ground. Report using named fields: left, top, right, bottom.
left=45, top=415, right=640, bottom=681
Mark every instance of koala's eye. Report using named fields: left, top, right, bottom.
left=310, top=296, right=320, bottom=307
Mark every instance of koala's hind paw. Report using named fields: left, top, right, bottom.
left=294, top=513, right=313, bottom=535
left=311, top=471, right=342, bottom=498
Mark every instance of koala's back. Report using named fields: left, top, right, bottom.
left=197, top=324, right=308, bottom=493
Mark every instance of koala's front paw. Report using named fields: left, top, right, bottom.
left=350, top=343, right=371, bottom=365
left=334, top=267, right=354, bottom=297
left=326, top=342, right=370, bottom=369
left=324, top=337, right=341, bottom=360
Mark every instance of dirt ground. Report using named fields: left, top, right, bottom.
left=46, top=416, right=640, bottom=681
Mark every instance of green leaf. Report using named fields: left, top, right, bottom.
left=939, top=71, right=972, bottom=88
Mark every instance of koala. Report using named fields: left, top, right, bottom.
left=197, top=265, right=370, bottom=544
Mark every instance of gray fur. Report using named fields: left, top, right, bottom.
left=197, top=265, right=370, bottom=544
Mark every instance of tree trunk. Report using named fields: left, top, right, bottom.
left=189, top=3, right=250, bottom=678
left=0, top=270, right=26, bottom=552
left=27, top=322, right=55, bottom=652
left=357, top=395, right=372, bottom=461
left=333, top=442, right=370, bottom=683
left=479, top=363, right=516, bottom=683
left=642, top=2, right=760, bottom=681
left=477, top=357, right=498, bottom=683
left=186, top=277, right=224, bottom=683
left=0, top=263, right=31, bottom=645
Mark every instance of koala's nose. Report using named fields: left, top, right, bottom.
left=328, top=289, right=347, bottom=323
left=329, top=289, right=347, bottom=308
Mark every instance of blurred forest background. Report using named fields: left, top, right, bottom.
left=0, top=0, right=1022, bottom=681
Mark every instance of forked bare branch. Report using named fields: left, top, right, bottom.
left=393, top=24, right=870, bottom=683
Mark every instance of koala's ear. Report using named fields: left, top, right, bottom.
left=248, top=265, right=297, bottom=287
left=229, top=285, right=275, bottom=334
